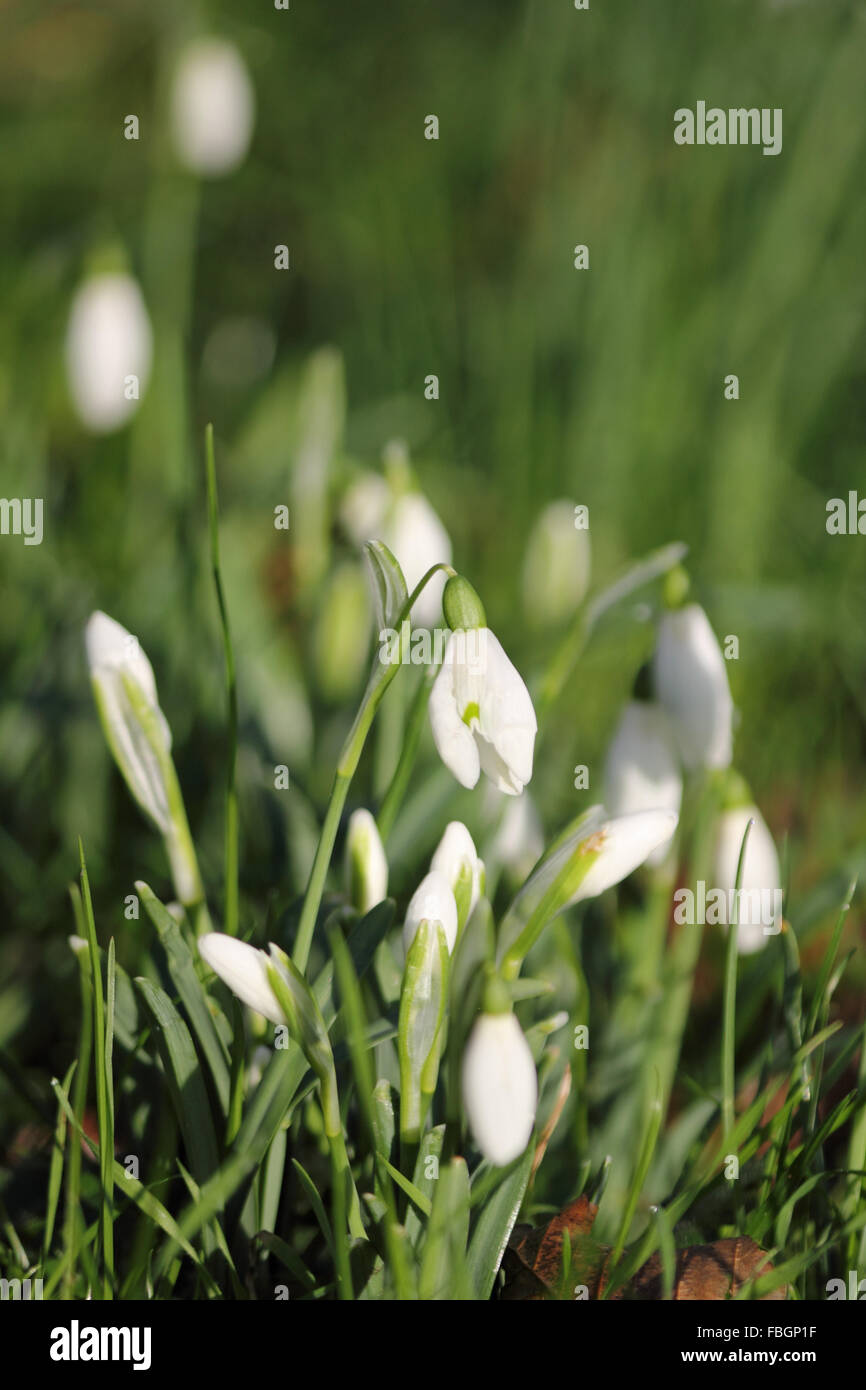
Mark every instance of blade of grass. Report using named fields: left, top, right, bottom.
left=78, top=840, right=113, bottom=1299
left=205, top=422, right=239, bottom=938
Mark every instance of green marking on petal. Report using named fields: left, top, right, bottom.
left=461, top=701, right=480, bottom=727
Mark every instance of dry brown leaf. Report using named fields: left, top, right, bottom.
left=501, top=1197, right=785, bottom=1301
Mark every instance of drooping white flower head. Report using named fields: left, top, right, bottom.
left=170, top=38, right=255, bottom=176
left=85, top=611, right=173, bottom=833
left=198, top=934, right=288, bottom=1025
left=652, top=604, right=733, bottom=770
left=345, top=808, right=389, bottom=914
left=65, top=273, right=152, bottom=433
left=430, top=821, right=484, bottom=924
left=430, top=628, right=537, bottom=795
left=403, top=869, right=458, bottom=955
left=461, top=1012, right=538, bottom=1166
left=714, top=805, right=782, bottom=954
left=568, top=806, right=681, bottom=904
left=522, top=499, right=591, bottom=628
left=603, top=701, right=683, bottom=867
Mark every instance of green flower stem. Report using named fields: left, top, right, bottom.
left=293, top=771, right=352, bottom=974
left=293, top=562, right=454, bottom=975
left=78, top=842, right=113, bottom=1299
left=539, top=541, right=688, bottom=716
left=329, top=1131, right=359, bottom=1299
left=377, top=665, right=435, bottom=843
left=499, top=844, right=603, bottom=982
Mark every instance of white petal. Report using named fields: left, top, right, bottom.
left=572, top=808, right=681, bottom=903
left=345, top=808, right=389, bottom=913
left=429, top=642, right=481, bottom=789
left=430, top=821, right=484, bottom=916
left=403, top=870, right=458, bottom=954
left=85, top=611, right=173, bottom=832
left=476, top=630, right=537, bottom=792
left=653, top=605, right=733, bottom=770
left=603, top=702, right=682, bottom=866
left=85, top=611, right=160, bottom=707
left=198, top=934, right=285, bottom=1025
left=461, top=1013, right=537, bottom=1166
left=170, top=39, right=255, bottom=176
left=714, top=806, right=782, bottom=954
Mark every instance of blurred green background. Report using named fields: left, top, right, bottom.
left=2, top=0, right=866, bottom=1129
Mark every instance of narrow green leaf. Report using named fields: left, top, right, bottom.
left=467, top=1146, right=533, bottom=1299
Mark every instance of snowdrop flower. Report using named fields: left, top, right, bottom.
left=603, top=701, right=682, bottom=867
left=403, top=870, right=458, bottom=955
left=85, top=611, right=202, bottom=905
left=564, top=806, right=681, bottom=905
left=653, top=603, right=733, bottom=770
left=345, top=808, right=388, bottom=914
left=170, top=38, right=255, bottom=177
left=430, top=821, right=484, bottom=928
left=462, top=1010, right=538, bottom=1166
left=199, top=933, right=287, bottom=1025
left=714, top=804, right=782, bottom=954
left=522, top=499, right=591, bottom=628
left=429, top=576, right=537, bottom=796
left=65, top=272, right=152, bottom=433
left=200, top=934, right=340, bottom=1127
left=498, top=804, right=679, bottom=974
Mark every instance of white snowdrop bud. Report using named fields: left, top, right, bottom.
left=461, top=1011, right=538, bottom=1166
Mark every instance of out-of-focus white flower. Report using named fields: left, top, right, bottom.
left=522, top=499, right=591, bottom=627
left=384, top=493, right=452, bottom=629
left=430, top=628, right=537, bottom=795
left=430, top=821, right=484, bottom=926
left=340, top=467, right=452, bottom=629
left=461, top=1012, right=537, bottom=1166
left=487, top=790, right=544, bottom=885
left=603, top=701, right=682, bottom=867
left=198, top=934, right=287, bottom=1025
left=653, top=604, right=733, bottom=770
left=714, top=805, right=782, bottom=954
left=85, top=611, right=202, bottom=905
left=65, top=273, right=152, bottom=433
left=170, top=38, right=255, bottom=176
left=402, top=869, right=458, bottom=954
left=345, top=808, right=388, bottom=914
left=246, top=1044, right=274, bottom=1091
